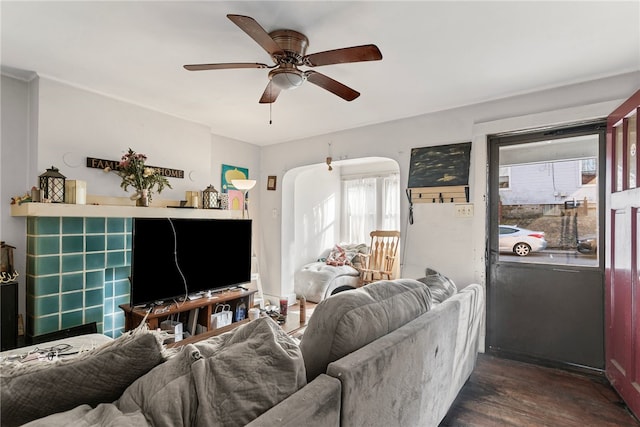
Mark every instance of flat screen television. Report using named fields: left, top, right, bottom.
left=130, top=217, right=252, bottom=306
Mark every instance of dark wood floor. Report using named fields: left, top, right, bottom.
left=440, top=353, right=640, bottom=427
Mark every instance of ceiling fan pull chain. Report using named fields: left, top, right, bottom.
left=269, top=86, right=273, bottom=124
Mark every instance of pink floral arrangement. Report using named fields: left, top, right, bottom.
left=104, top=148, right=171, bottom=201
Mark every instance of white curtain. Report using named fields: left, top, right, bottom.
left=341, top=173, right=399, bottom=244
left=382, top=174, right=400, bottom=230
left=343, top=177, right=376, bottom=244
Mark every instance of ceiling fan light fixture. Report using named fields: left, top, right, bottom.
left=269, top=68, right=305, bottom=90
left=269, top=64, right=306, bottom=90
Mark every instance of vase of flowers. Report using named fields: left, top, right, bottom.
left=104, top=148, right=171, bottom=206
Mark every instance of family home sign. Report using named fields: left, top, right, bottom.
left=86, top=157, right=184, bottom=179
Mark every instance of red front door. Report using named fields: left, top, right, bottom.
left=606, top=89, right=640, bottom=420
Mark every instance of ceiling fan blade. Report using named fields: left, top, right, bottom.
left=259, top=81, right=282, bottom=104
left=305, top=71, right=360, bottom=101
left=227, top=14, right=285, bottom=58
left=304, top=44, right=382, bottom=67
left=184, top=63, right=271, bottom=71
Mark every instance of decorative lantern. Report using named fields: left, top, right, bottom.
left=202, top=184, right=220, bottom=209
left=39, top=166, right=66, bottom=203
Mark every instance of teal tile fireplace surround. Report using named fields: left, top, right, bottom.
left=26, top=216, right=132, bottom=338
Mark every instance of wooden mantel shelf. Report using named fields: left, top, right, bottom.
left=11, top=202, right=242, bottom=219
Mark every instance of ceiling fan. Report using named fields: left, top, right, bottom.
left=183, top=14, right=383, bottom=103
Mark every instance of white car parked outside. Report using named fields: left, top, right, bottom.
left=499, top=225, right=547, bottom=256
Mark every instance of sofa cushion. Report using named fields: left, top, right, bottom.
left=0, top=326, right=167, bottom=427
left=417, top=268, right=457, bottom=304
left=116, top=343, right=201, bottom=426
left=191, top=316, right=306, bottom=426
left=300, top=278, right=432, bottom=381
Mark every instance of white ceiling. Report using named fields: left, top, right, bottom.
left=2, top=1, right=639, bottom=146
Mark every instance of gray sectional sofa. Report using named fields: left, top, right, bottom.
left=1, top=277, right=484, bottom=427
left=250, top=278, right=485, bottom=427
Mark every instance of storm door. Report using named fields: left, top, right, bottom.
left=487, top=121, right=606, bottom=370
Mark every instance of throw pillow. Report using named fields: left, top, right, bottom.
left=191, top=317, right=306, bottom=426
left=0, top=326, right=167, bottom=427
left=300, top=278, right=432, bottom=382
left=326, top=245, right=350, bottom=266
left=417, top=267, right=458, bottom=304
left=117, top=343, right=201, bottom=426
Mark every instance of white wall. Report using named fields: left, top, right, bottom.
left=38, top=78, right=216, bottom=201
left=259, top=71, right=640, bottom=297
left=36, top=78, right=259, bottom=206
left=276, top=163, right=340, bottom=301
left=294, top=165, right=341, bottom=271
left=1, top=74, right=38, bottom=317
left=339, top=159, right=399, bottom=178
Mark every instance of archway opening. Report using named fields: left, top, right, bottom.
left=280, top=156, right=401, bottom=298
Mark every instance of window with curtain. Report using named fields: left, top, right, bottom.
left=341, top=173, right=400, bottom=244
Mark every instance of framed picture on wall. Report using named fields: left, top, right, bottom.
left=267, top=175, right=277, bottom=191
left=408, top=142, right=471, bottom=188
left=221, top=164, right=249, bottom=193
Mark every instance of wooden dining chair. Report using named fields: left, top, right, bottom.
left=356, top=230, right=401, bottom=286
